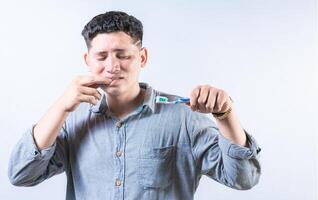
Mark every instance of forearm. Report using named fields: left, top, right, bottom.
left=9, top=126, right=65, bottom=186
left=33, top=98, right=69, bottom=150
left=215, top=107, right=247, bottom=147
left=33, top=76, right=108, bottom=150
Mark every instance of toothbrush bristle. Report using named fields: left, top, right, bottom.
left=156, top=96, right=169, bottom=103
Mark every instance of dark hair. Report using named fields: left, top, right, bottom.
left=81, top=11, right=143, bottom=49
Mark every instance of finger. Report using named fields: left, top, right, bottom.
left=79, top=86, right=102, bottom=100
left=206, top=88, right=217, bottom=112
left=86, top=77, right=112, bottom=87
left=88, top=77, right=113, bottom=88
left=197, top=86, right=209, bottom=108
left=221, top=93, right=232, bottom=112
left=77, top=76, right=112, bottom=87
left=78, top=94, right=99, bottom=105
left=190, top=86, right=201, bottom=111
left=197, top=87, right=209, bottom=112
left=214, top=90, right=228, bottom=113
left=220, top=100, right=231, bottom=113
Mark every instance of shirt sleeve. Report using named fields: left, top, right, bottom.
left=187, top=111, right=261, bottom=190
left=8, top=125, right=68, bottom=186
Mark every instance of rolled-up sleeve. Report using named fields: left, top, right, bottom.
left=188, top=112, right=261, bottom=190
left=8, top=125, right=67, bottom=186
left=216, top=132, right=261, bottom=189
left=218, top=131, right=261, bottom=159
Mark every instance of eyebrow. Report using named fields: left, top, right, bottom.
left=94, top=49, right=127, bottom=54
left=93, top=40, right=142, bottom=54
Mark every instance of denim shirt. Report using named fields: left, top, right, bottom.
left=8, top=82, right=261, bottom=200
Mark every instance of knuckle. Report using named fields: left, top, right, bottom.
left=216, top=106, right=222, bottom=112
left=197, top=98, right=205, bottom=104
left=206, top=104, right=214, bottom=110
left=191, top=90, right=198, bottom=98
left=219, top=89, right=225, bottom=94
left=75, top=85, right=81, bottom=93
left=190, top=92, right=197, bottom=99
left=209, top=87, right=216, bottom=92
left=194, top=86, right=201, bottom=93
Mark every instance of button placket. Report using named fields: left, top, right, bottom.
left=113, top=120, right=125, bottom=199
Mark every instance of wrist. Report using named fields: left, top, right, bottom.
left=212, top=97, right=233, bottom=120
left=212, top=107, right=232, bottom=120
left=55, top=97, right=71, bottom=114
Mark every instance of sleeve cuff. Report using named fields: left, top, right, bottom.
left=218, top=131, right=261, bottom=159
left=24, top=125, right=56, bottom=160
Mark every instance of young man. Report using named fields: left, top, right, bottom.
left=8, top=11, right=261, bottom=200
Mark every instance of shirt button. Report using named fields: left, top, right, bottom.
left=116, top=151, right=122, bottom=157
left=116, top=122, right=122, bottom=128
left=115, top=180, right=122, bottom=187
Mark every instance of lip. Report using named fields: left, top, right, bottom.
left=107, top=76, right=124, bottom=80
left=109, top=77, right=124, bottom=86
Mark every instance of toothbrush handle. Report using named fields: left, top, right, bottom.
left=176, top=98, right=190, bottom=104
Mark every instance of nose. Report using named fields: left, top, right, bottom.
left=105, top=55, right=120, bottom=74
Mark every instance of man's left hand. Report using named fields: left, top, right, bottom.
left=189, top=85, right=232, bottom=114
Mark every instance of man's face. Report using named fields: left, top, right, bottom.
left=84, top=32, right=147, bottom=96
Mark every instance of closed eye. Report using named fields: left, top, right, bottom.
left=117, top=55, right=131, bottom=59
left=97, top=56, right=106, bottom=61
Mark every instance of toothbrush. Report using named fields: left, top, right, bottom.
left=155, top=96, right=190, bottom=104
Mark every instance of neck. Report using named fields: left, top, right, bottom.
left=105, top=84, right=144, bottom=119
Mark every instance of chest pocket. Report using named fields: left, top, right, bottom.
left=138, top=146, right=175, bottom=189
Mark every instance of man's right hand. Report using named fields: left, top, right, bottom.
left=33, top=75, right=112, bottom=150
left=57, top=76, right=112, bottom=113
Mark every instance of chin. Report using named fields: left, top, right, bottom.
left=105, top=87, right=123, bottom=96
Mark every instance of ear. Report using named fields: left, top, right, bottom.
left=83, top=52, right=91, bottom=71
left=84, top=52, right=89, bottom=65
left=140, top=47, right=148, bottom=68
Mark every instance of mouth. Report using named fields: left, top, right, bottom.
left=111, top=77, right=124, bottom=80
left=109, top=77, right=124, bottom=86
left=107, top=76, right=124, bottom=80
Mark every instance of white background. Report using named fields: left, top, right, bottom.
left=0, top=0, right=317, bottom=199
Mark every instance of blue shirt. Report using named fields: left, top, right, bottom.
left=8, top=83, right=261, bottom=200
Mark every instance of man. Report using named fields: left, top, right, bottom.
left=8, top=11, right=261, bottom=200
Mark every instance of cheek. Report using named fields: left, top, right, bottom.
left=88, top=62, right=104, bottom=74
left=130, top=67, right=141, bottom=80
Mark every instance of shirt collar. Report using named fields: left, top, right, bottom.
left=89, top=82, right=157, bottom=115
